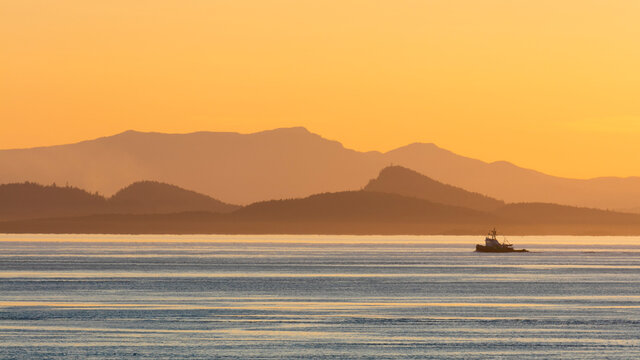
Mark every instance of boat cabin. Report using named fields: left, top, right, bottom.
left=484, top=236, right=502, bottom=248
left=484, top=228, right=513, bottom=249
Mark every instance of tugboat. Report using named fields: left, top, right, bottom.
left=475, top=228, right=528, bottom=252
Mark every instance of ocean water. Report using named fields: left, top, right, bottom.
left=0, top=234, right=639, bottom=359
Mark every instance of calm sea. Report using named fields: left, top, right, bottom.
left=0, top=234, right=639, bottom=359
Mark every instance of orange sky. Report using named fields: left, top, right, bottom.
left=2, top=1, right=639, bottom=179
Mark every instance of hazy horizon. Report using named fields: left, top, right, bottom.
left=3, top=126, right=639, bottom=181
left=3, top=1, right=640, bottom=178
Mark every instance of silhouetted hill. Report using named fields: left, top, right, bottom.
left=2, top=127, right=640, bottom=211
left=0, top=182, right=106, bottom=221
left=0, top=181, right=237, bottom=221
left=364, top=166, right=504, bottom=211
left=234, top=191, right=493, bottom=223
left=110, top=181, right=238, bottom=214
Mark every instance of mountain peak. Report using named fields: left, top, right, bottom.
left=111, top=129, right=143, bottom=137
left=280, top=126, right=310, bottom=133
left=256, top=126, right=312, bottom=135
left=365, top=165, right=505, bottom=211
left=385, top=142, right=455, bottom=157
left=110, top=180, right=238, bottom=213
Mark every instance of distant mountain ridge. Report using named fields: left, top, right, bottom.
left=1, top=127, right=640, bottom=212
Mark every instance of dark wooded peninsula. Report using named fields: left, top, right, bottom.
left=2, top=166, right=640, bottom=235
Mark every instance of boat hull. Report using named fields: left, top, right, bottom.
left=475, top=245, right=528, bottom=253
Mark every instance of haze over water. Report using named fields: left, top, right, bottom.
left=1, top=235, right=639, bottom=359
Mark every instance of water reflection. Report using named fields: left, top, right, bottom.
left=1, top=234, right=639, bottom=359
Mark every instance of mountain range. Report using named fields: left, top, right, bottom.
left=1, top=165, right=640, bottom=235
left=2, top=127, right=640, bottom=212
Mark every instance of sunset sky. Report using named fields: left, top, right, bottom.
left=2, top=1, right=639, bottom=178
